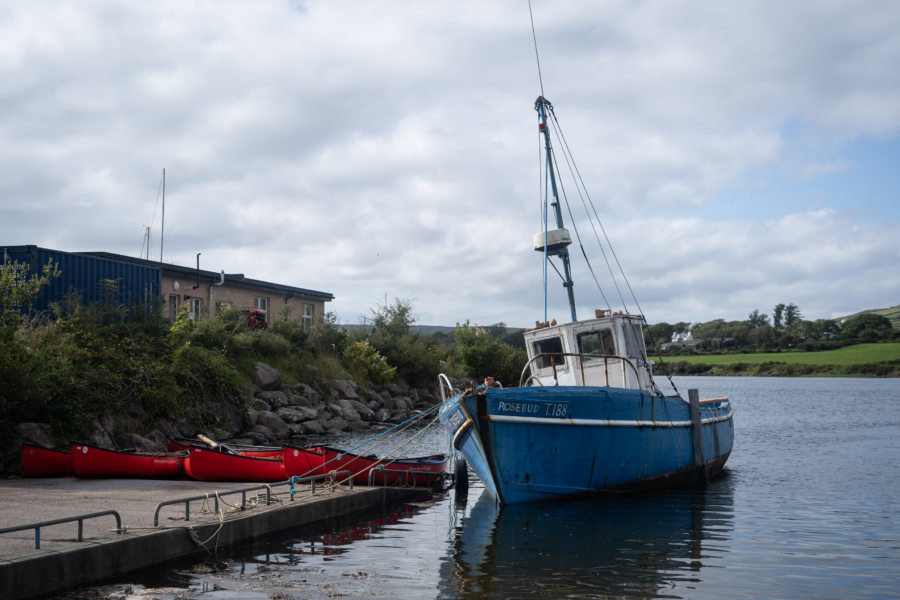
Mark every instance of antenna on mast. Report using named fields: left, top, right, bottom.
left=159, top=168, right=165, bottom=263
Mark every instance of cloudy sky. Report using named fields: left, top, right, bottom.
left=2, top=1, right=898, bottom=328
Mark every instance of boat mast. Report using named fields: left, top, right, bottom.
left=159, top=168, right=165, bottom=263
left=535, top=96, right=577, bottom=322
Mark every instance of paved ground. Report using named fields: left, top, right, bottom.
left=0, top=476, right=355, bottom=563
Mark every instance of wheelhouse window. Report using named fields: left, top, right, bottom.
left=301, top=303, right=314, bottom=328
left=577, top=329, right=616, bottom=358
left=254, top=296, right=269, bottom=323
left=531, top=336, right=565, bottom=370
left=622, top=321, right=646, bottom=359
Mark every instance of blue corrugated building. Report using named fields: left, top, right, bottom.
left=2, top=245, right=161, bottom=314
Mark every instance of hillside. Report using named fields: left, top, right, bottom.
left=835, top=304, right=899, bottom=329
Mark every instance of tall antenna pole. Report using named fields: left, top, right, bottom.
left=159, top=168, right=165, bottom=263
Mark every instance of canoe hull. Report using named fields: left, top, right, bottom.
left=441, top=386, right=734, bottom=504
left=21, top=443, right=73, bottom=477
left=70, top=443, right=185, bottom=478
left=305, top=446, right=448, bottom=487
left=186, top=448, right=286, bottom=482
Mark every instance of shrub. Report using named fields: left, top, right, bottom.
left=342, top=340, right=397, bottom=386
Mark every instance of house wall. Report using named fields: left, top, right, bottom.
left=160, top=274, right=325, bottom=325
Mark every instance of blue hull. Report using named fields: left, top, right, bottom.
left=440, top=386, right=733, bottom=504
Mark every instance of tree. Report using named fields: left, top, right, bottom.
left=840, top=313, right=894, bottom=342
left=785, top=303, right=802, bottom=326
left=773, top=303, right=785, bottom=330
left=0, top=258, right=60, bottom=335
left=747, top=309, right=769, bottom=329
left=644, top=322, right=675, bottom=349
left=455, top=321, right=527, bottom=386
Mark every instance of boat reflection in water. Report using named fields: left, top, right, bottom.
left=441, top=477, right=735, bottom=599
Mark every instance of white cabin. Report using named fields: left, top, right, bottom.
left=522, top=312, right=653, bottom=390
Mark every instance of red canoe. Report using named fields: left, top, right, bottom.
left=283, top=445, right=328, bottom=478
left=299, top=446, right=448, bottom=487
left=166, top=437, right=283, bottom=458
left=70, top=442, right=186, bottom=478
left=21, top=443, right=73, bottom=477
left=186, top=447, right=286, bottom=482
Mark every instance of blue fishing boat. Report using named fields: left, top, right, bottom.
left=438, top=97, right=734, bottom=504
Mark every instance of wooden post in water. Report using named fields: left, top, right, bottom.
left=688, top=388, right=709, bottom=485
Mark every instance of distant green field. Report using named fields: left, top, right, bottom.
left=659, top=343, right=900, bottom=366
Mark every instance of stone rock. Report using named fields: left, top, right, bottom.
left=277, top=406, right=319, bottom=423
left=327, top=402, right=348, bottom=420
left=254, top=362, right=282, bottom=390
left=243, top=429, right=274, bottom=445
left=374, top=408, right=392, bottom=422
left=16, top=423, right=55, bottom=448
left=210, top=402, right=245, bottom=436
left=115, top=433, right=161, bottom=452
left=380, top=393, right=396, bottom=410
left=347, top=420, right=369, bottom=432
left=330, top=379, right=361, bottom=401
left=323, top=417, right=349, bottom=432
left=255, top=411, right=290, bottom=440
left=300, top=420, right=325, bottom=435
left=349, top=400, right=375, bottom=421
left=292, top=382, right=322, bottom=404
left=335, top=399, right=361, bottom=422
left=256, top=390, right=290, bottom=409
left=250, top=398, right=272, bottom=412
left=176, top=419, right=199, bottom=438
left=245, top=407, right=259, bottom=428
left=145, top=429, right=168, bottom=450
left=86, top=423, right=115, bottom=448
left=394, top=396, right=413, bottom=411
left=154, top=419, right=181, bottom=439
left=387, top=410, right=408, bottom=424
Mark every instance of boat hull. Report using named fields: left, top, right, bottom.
left=186, top=448, right=286, bottom=482
left=283, top=445, right=327, bottom=478
left=440, top=386, right=733, bottom=504
left=70, top=443, right=185, bottom=478
left=167, top=437, right=283, bottom=458
left=21, top=443, right=73, bottom=477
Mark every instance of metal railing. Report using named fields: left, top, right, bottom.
left=519, top=352, right=643, bottom=388
left=0, top=510, right=122, bottom=549
left=152, top=472, right=353, bottom=526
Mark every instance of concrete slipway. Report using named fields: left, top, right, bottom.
left=0, top=477, right=421, bottom=600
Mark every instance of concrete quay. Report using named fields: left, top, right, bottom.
left=0, top=477, right=421, bottom=600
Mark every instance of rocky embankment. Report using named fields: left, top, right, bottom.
left=4, top=362, right=448, bottom=474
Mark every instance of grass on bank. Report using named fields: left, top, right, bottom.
left=657, top=343, right=900, bottom=366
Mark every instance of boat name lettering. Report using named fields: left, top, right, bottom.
left=544, top=402, right=568, bottom=417
left=497, top=401, right=541, bottom=414
left=446, top=409, right=466, bottom=431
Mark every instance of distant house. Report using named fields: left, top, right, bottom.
left=661, top=329, right=702, bottom=351
left=85, top=252, right=334, bottom=326
left=3, top=245, right=333, bottom=326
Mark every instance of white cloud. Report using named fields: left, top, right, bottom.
left=1, top=0, right=899, bottom=328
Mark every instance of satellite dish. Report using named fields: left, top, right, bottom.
left=173, top=280, right=180, bottom=291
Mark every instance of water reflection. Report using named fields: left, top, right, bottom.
left=440, top=476, right=735, bottom=599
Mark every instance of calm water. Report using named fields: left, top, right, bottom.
left=56, top=377, right=900, bottom=600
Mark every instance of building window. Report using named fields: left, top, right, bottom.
left=168, top=295, right=179, bottom=320
left=215, top=300, right=233, bottom=315
left=301, top=303, right=314, bottom=328
left=254, top=296, right=269, bottom=323
left=189, top=298, right=202, bottom=320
